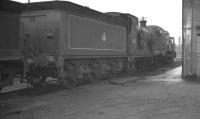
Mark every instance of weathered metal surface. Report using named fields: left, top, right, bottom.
left=68, top=15, right=126, bottom=51
left=105, top=12, right=138, bottom=55
left=136, top=26, right=153, bottom=56
left=105, top=12, right=151, bottom=56
left=0, top=11, right=23, bottom=59
left=135, top=25, right=168, bottom=56
left=182, top=0, right=192, bottom=77
left=63, top=14, right=128, bottom=56
left=182, top=0, right=200, bottom=77
left=20, top=11, right=61, bottom=84
left=192, top=0, right=200, bottom=76
left=20, top=11, right=60, bottom=54
left=147, top=25, right=166, bottom=51
left=0, top=0, right=25, bottom=90
left=23, top=1, right=129, bottom=57
left=62, top=57, right=127, bottom=88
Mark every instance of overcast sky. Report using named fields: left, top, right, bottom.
left=14, top=0, right=182, bottom=44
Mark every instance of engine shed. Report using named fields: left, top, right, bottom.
left=183, top=0, right=200, bottom=77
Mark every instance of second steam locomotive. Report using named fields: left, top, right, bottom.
left=0, top=1, right=176, bottom=90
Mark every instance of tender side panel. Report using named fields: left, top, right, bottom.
left=0, top=11, right=22, bottom=59
left=64, top=14, right=127, bottom=55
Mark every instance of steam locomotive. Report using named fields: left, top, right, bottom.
left=0, top=1, right=175, bottom=90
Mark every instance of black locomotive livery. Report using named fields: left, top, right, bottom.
left=0, top=0, right=25, bottom=91
left=0, top=1, right=176, bottom=90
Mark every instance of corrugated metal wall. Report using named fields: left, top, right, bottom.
left=182, top=0, right=192, bottom=77
left=191, top=0, right=197, bottom=75
left=183, top=0, right=200, bottom=77
left=193, top=0, right=200, bottom=76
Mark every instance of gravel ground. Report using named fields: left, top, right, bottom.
left=2, top=62, right=200, bottom=119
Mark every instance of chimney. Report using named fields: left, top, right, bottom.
left=140, top=17, right=147, bottom=28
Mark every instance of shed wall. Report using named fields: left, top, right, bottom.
left=183, top=0, right=200, bottom=77
left=193, top=0, right=200, bottom=76
left=183, top=0, right=192, bottom=76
